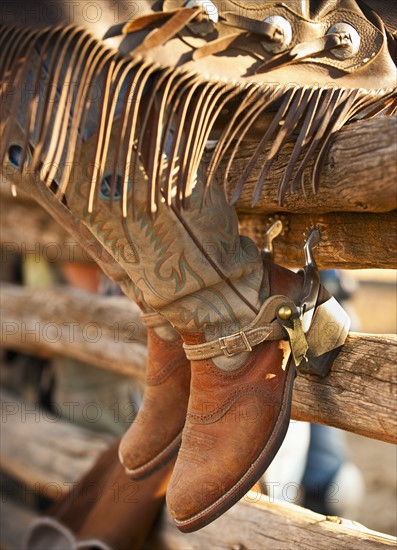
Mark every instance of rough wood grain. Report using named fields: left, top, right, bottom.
left=1, top=283, right=147, bottom=379
left=0, top=389, right=113, bottom=499
left=1, top=284, right=396, bottom=443
left=293, top=333, right=397, bottom=444
left=238, top=211, right=397, bottom=269
left=150, top=493, right=396, bottom=550
left=226, top=117, right=397, bottom=214
left=0, top=184, right=90, bottom=263
left=1, top=118, right=396, bottom=220
left=1, top=494, right=395, bottom=550
left=2, top=186, right=396, bottom=270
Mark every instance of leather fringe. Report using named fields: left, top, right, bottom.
left=1, top=22, right=396, bottom=215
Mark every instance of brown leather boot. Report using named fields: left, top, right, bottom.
left=2, top=5, right=367, bottom=534
left=3, top=153, right=190, bottom=482
left=119, top=314, right=191, bottom=478
left=166, top=257, right=350, bottom=532
left=3, top=117, right=350, bottom=535
left=0, top=134, right=190, bottom=482
left=26, top=440, right=174, bottom=550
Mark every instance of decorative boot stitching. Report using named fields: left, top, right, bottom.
left=187, top=384, right=283, bottom=425
left=173, top=361, right=295, bottom=529
left=190, top=340, right=285, bottom=380
left=146, top=357, right=188, bottom=385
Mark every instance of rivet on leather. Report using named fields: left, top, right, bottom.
left=185, top=0, right=218, bottom=22
left=327, top=21, right=361, bottom=59
left=185, top=0, right=218, bottom=36
left=262, top=15, right=293, bottom=53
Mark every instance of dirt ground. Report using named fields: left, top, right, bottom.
left=340, top=272, right=396, bottom=537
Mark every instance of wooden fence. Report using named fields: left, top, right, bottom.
left=1, top=115, right=396, bottom=549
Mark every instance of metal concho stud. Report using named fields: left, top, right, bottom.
left=185, top=0, right=219, bottom=23
left=278, top=305, right=293, bottom=321
left=327, top=22, right=361, bottom=59
left=263, top=15, right=293, bottom=53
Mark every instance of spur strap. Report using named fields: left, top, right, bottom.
left=183, top=294, right=350, bottom=365
left=183, top=295, right=291, bottom=360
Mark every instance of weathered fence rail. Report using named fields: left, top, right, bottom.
left=1, top=283, right=396, bottom=444
left=238, top=211, right=397, bottom=269
left=0, top=389, right=113, bottom=499
left=229, top=117, right=397, bottom=214
left=2, top=136, right=397, bottom=272
left=152, top=495, right=397, bottom=550
left=1, top=284, right=147, bottom=379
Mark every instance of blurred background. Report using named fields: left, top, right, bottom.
left=339, top=269, right=396, bottom=537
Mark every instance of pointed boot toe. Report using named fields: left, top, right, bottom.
left=167, top=259, right=350, bottom=532
left=119, top=325, right=190, bottom=479
left=166, top=338, right=295, bottom=532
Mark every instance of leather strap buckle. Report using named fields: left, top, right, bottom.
left=219, top=331, right=252, bottom=358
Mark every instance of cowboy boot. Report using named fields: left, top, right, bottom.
left=59, top=151, right=348, bottom=533
left=118, top=314, right=191, bottom=478
left=165, top=229, right=351, bottom=532
left=58, top=157, right=349, bottom=532
left=26, top=439, right=175, bottom=550
left=3, top=89, right=320, bottom=531
left=1, top=3, right=386, bottom=531
left=2, top=142, right=191, bottom=481
left=4, top=50, right=349, bottom=534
